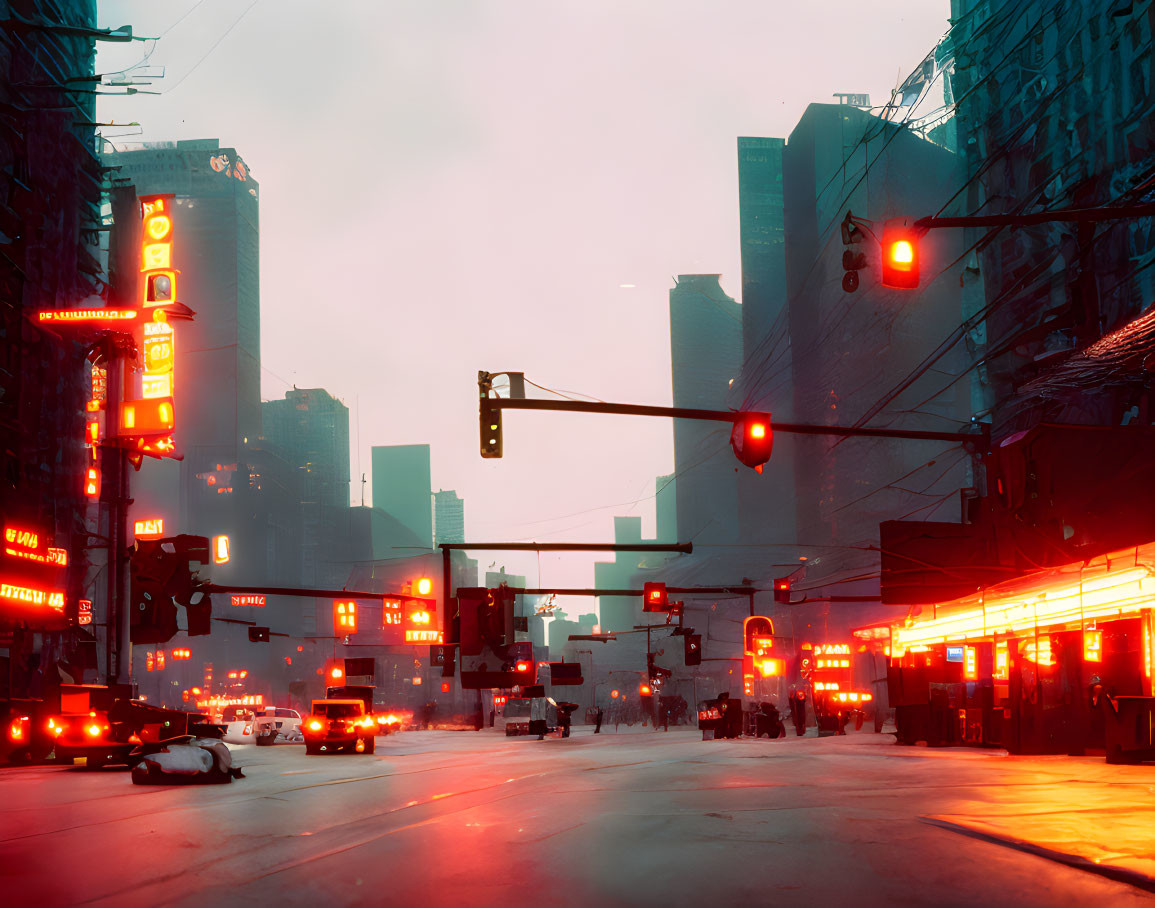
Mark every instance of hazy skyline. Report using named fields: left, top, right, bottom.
left=95, top=1, right=951, bottom=595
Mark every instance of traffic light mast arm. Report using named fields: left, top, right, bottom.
left=201, top=583, right=435, bottom=604
left=489, top=397, right=985, bottom=446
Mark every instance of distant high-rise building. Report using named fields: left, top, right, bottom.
left=371, top=445, right=433, bottom=550
left=104, top=140, right=261, bottom=456
left=262, top=388, right=351, bottom=588
left=669, top=275, right=742, bottom=544
left=736, top=137, right=795, bottom=546
left=737, top=137, right=787, bottom=369
left=262, top=389, right=350, bottom=508
left=102, top=140, right=268, bottom=562
left=433, top=490, right=465, bottom=545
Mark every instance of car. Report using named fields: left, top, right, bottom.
left=498, top=696, right=558, bottom=737
left=47, top=709, right=135, bottom=768
left=302, top=699, right=377, bottom=755
left=223, top=706, right=303, bottom=746
left=253, top=707, right=303, bottom=745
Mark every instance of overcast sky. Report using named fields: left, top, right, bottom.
left=96, top=0, right=950, bottom=602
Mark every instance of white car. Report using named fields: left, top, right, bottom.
left=223, top=707, right=303, bottom=745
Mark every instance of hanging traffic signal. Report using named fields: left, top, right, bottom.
left=743, top=616, right=775, bottom=655
left=642, top=582, right=668, bottom=612
left=880, top=218, right=920, bottom=289
left=773, top=577, right=792, bottom=604
left=334, top=600, right=358, bottom=634
left=248, top=626, right=270, bottom=643
left=684, top=633, right=702, bottom=666
left=480, top=398, right=502, bottom=458
left=83, top=466, right=101, bottom=498
left=730, top=414, right=774, bottom=472
left=840, top=210, right=867, bottom=293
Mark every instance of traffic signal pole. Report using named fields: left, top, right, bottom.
left=487, top=397, right=987, bottom=447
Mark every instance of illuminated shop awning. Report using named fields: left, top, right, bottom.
left=894, top=541, right=1155, bottom=650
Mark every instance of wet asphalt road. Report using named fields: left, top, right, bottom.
left=1, top=727, right=1153, bottom=907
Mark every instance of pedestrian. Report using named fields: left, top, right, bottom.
left=594, top=706, right=603, bottom=734
left=789, top=688, right=807, bottom=737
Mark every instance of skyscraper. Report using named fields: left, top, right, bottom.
left=736, top=137, right=795, bottom=547
left=102, top=140, right=269, bottom=580
left=668, top=275, right=742, bottom=544
left=433, top=490, right=465, bottom=545
left=262, top=388, right=350, bottom=508
left=371, top=445, right=433, bottom=550
left=104, top=140, right=261, bottom=456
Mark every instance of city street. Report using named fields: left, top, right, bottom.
left=2, top=729, right=1153, bottom=907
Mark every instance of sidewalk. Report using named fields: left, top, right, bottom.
left=820, top=733, right=1155, bottom=893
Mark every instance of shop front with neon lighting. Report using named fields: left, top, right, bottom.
left=883, top=542, right=1155, bottom=755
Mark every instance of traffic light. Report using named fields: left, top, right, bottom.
left=880, top=218, right=920, bottom=289
left=730, top=414, right=774, bottom=473
left=414, top=577, right=433, bottom=597
left=743, top=615, right=775, bottom=655
left=684, top=633, right=702, bottom=666
left=119, top=397, right=175, bottom=435
left=129, top=539, right=181, bottom=644
left=642, top=582, right=668, bottom=612
left=773, top=577, right=791, bottom=604
left=639, top=682, right=653, bottom=697
left=83, top=466, right=100, bottom=498
left=334, top=600, right=358, bottom=634
left=325, top=661, right=345, bottom=683
left=840, top=211, right=867, bottom=293
left=212, top=535, right=230, bottom=565
left=248, top=626, right=270, bottom=643
left=480, top=398, right=502, bottom=458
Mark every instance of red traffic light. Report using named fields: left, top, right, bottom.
left=880, top=218, right=920, bottom=289
left=515, top=660, right=531, bottom=673
left=333, top=600, right=357, bottom=633
left=730, top=414, right=774, bottom=472
left=773, top=577, right=792, bottom=604
left=642, top=582, right=668, bottom=612
left=639, top=683, right=653, bottom=697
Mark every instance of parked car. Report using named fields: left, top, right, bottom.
left=302, top=699, right=377, bottom=755
left=498, top=696, right=558, bottom=737
left=223, top=706, right=304, bottom=745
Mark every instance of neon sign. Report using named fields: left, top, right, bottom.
left=0, top=582, right=64, bottom=612
left=813, top=643, right=851, bottom=656
left=78, top=599, right=92, bottom=626
left=230, top=594, right=266, bottom=607
left=405, top=629, right=443, bottom=644
left=1083, top=629, right=1102, bottom=663
left=133, top=518, right=164, bottom=539
left=37, top=309, right=138, bottom=323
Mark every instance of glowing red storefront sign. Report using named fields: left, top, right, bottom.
left=230, top=594, right=266, bottom=607
left=404, top=629, right=443, bottom=644
left=37, top=309, right=138, bottom=323
left=78, top=599, right=93, bottom=626
left=133, top=518, right=165, bottom=539
left=0, top=582, right=64, bottom=612
left=3, top=525, right=67, bottom=568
